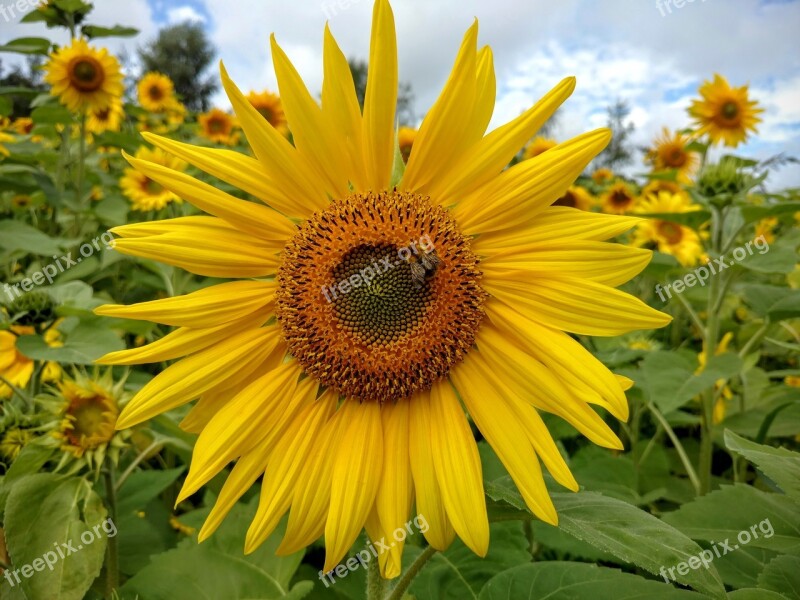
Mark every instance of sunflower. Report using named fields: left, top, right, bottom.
left=12, top=117, right=34, bottom=135
left=696, top=332, right=734, bottom=424
left=591, top=167, right=614, bottom=185
left=642, top=178, right=682, bottom=199
left=552, top=185, right=593, bottom=211
left=11, top=194, right=32, bottom=209
left=87, top=98, right=124, bottom=134
left=120, top=146, right=187, bottom=211
left=398, top=126, right=416, bottom=162
left=137, top=72, right=176, bottom=113
left=0, top=428, right=34, bottom=462
left=754, top=216, right=778, bottom=245
left=524, top=136, right=556, bottom=159
left=44, top=38, right=123, bottom=113
left=198, top=108, right=239, bottom=145
left=0, top=326, right=35, bottom=398
left=632, top=191, right=705, bottom=267
left=0, top=131, right=14, bottom=157
left=96, top=1, right=669, bottom=577
left=246, top=90, right=288, bottom=134
left=689, top=74, right=763, bottom=147
left=645, top=127, right=699, bottom=183
left=601, top=181, right=638, bottom=214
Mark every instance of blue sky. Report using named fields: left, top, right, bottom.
left=4, top=0, right=799, bottom=187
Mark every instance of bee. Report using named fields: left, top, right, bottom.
left=408, top=248, right=441, bottom=288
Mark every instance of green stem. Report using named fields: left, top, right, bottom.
left=115, top=440, right=162, bottom=491
left=103, top=460, right=119, bottom=597
left=75, top=111, right=87, bottom=209
left=366, top=556, right=386, bottom=600
left=385, top=545, right=437, bottom=600
left=675, top=293, right=704, bottom=335
left=648, top=402, right=702, bottom=496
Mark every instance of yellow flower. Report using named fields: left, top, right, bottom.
left=0, top=428, right=34, bottom=462
left=0, top=131, right=15, bottom=157
left=591, top=167, right=614, bottom=185
left=689, top=74, right=763, bottom=147
left=12, top=117, right=34, bottom=135
left=90, top=185, right=104, bottom=202
left=11, top=194, right=32, bottom=209
left=645, top=127, right=699, bottom=183
left=642, top=179, right=682, bottom=199
left=137, top=72, right=176, bottom=113
left=633, top=191, right=705, bottom=267
left=0, top=326, right=35, bottom=398
left=44, top=38, right=124, bottom=113
left=246, top=90, right=288, bottom=134
left=198, top=108, right=239, bottom=145
left=87, top=98, right=124, bottom=134
left=120, top=146, right=187, bottom=211
left=785, top=376, right=800, bottom=388
left=601, top=181, right=638, bottom=214
left=754, top=217, right=778, bottom=245
left=95, top=0, right=670, bottom=577
left=552, top=185, right=593, bottom=211
left=524, top=136, right=557, bottom=159
left=696, top=332, right=735, bottom=423
left=397, top=126, right=416, bottom=162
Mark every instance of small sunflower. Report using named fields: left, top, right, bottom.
left=754, top=216, right=778, bottom=245
left=785, top=376, right=800, bottom=388
left=591, top=167, right=614, bottom=185
left=601, top=181, right=638, bottom=214
left=96, top=0, right=670, bottom=576
left=552, top=185, right=593, bottom=211
left=0, top=428, right=35, bottom=462
left=689, top=74, right=763, bottom=147
left=524, top=136, right=557, bottom=159
left=398, top=126, right=416, bottom=162
left=642, top=179, right=682, bottom=199
left=198, top=108, right=239, bottom=145
left=0, top=131, right=15, bottom=157
left=632, top=191, right=705, bottom=267
left=646, top=127, right=699, bottom=183
left=0, top=326, right=35, bottom=398
left=11, top=194, right=32, bottom=209
left=246, top=90, right=288, bottom=134
left=44, top=38, right=124, bottom=113
left=120, top=146, right=187, bottom=211
left=87, top=98, right=124, bottom=134
left=138, top=72, right=176, bottom=113
left=12, top=117, right=34, bottom=135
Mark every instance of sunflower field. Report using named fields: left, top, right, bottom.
left=1, top=1, right=799, bottom=599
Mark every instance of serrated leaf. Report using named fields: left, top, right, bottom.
left=757, top=555, right=800, bottom=599
left=15, top=322, right=125, bottom=364
left=724, top=430, right=800, bottom=500
left=478, top=562, right=705, bottom=600
left=767, top=292, right=800, bottom=322
left=117, top=467, right=185, bottom=516
left=0, top=220, right=70, bottom=256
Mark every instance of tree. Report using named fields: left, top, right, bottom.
left=0, top=57, right=45, bottom=118
left=348, top=58, right=416, bottom=126
left=137, top=22, right=217, bottom=112
left=594, top=99, right=637, bottom=171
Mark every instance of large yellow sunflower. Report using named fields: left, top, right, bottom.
left=120, top=146, right=187, bottom=211
left=246, top=90, right=288, bottom=135
left=689, top=74, right=763, bottom=147
left=646, top=127, right=699, bottom=183
left=198, top=108, right=239, bottom=145
left=95, top=1, right=670, bottom=577
left=137, top=72, right=176, bottom=113
left=44, top=38, right=123, bottom=113
left=632, top=191, right=706, bottom=267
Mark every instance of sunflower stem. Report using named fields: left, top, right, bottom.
left=385, top=545, right=437, bottom=600
left=103, top=459, right=119, bottom=597
left=366, top=555, right=386, bottom=600
left=75, top=111, right=87, bottom=208
left=648, top=402, right=702, bottom=495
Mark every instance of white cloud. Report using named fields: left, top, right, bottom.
left=166, top=6, right=206, bottom=25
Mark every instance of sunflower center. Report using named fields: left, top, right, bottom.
left=69, top=57, right=104, bottom=92
left=553, top=190, right=577, bottom=208
left=149, top=84, right=164, bottom=101
left=611, top=190, right=632, bottom=207
left=276, top=190, right=486, bottom=403
left=66, top=395, right=116, bottom=448
left=657, top=220, right=683, bottom=244
left=208, top=117, right=226, bottom=133
left=662, top=145, right=687, bottom=168
left=257, top=107, right=274, bottom=122
left=721, top=101, right=739, bottom=121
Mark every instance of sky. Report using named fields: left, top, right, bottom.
left=2, top=0, right=800, bottom=187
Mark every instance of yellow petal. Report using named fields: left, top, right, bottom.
left=451, top=354, right=558, bottom=525
left=452, top=129, right=611, bottom=234
left=115, top=327, right=282, bottom=429
left=409, top=390, right=456, bottom=550
left=122, top=151, right=297, bottom=241
left=220, top=62, right=329, bottom=213
left=429, top=379, right=489, bottom=556
left=484, top=274, right=672, bottom=336
left=482, top=241, right=652, bottom=288
left=140, top=132, right=301, bottom=226
left=436, top=76, right=576, bottom=205
left=94, top=281, right=275, bottom=328
left=362, top=0, right=397, bottom=191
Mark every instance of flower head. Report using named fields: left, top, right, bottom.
left=138, top=72, right=176, bottom=113
left=198, top=108, right=239, bottom=145
left=645, top=127, right=699, bottom=182
left=524, top=136, right=557, bottom=159
left=689, top=74, right=763, bottom=147
left=246, top=90, right=288, bottom=134
left=633, top=191, right=706, bottom=267
left=601, top=181, right=638, bottom=214
left=120, top=146, right=187, bottom=211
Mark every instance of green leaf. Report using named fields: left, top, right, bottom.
left=478, top=562, right=705, bottom=599
left=0, top=96, right=12, bottom=117
left=741, top=202, right=800, bottom=224
left=724, top=430, right=800, bottom=500
left=0, top=441, right=54, bottom=516
left=0, top=220, right=71, bottom=256
left=0, top=37, right=51, bottom=55
left=767, top=292, right=800, bottom=322
left=758, top=555, right=800, bottom=599
left=485, top=480, right=726, bottom=597
left=15, top=322, right=125, bottom=364
left=637, top=351, right=696, bottom=413
left=81, top=24, right=139, bottom=38
left=31, top=104, right=73, bottom=125
left=4, top=474, right=108, bottom=600
left=662, top=484, right=800, bottom=555
left=740, top=234, right=799, bottom=275
left=711, top=546, right=778, bottom=589
left=117, top=467, right=185, bottom=516
left=728, top=589, right=790, bottom=600
left=676, top=353, right=743, bottom=404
